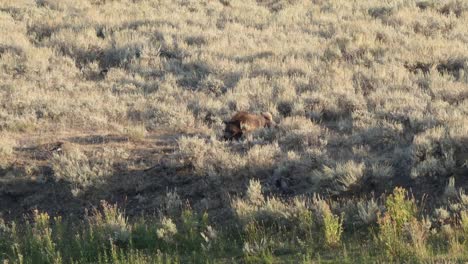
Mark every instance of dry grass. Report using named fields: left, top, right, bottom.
left=0, top=2, right=467, bottom=260
left=51, top=144, right=129, bottom=195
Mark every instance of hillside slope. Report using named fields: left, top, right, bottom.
left=0, top=0, right=467, bottom=220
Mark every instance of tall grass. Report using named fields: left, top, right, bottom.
left=1, top=186, right=468, bottom=263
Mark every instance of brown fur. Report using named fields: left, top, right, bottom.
left=223, top=111, right=275, bottom=140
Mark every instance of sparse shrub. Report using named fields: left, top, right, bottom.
left=242, top=221, right=274, bottom=263
left=322, top=207, right=343, bottom=248
left=101, top=43, right=145, bottom=70
left=124, top=125, right=147, bottom=141
left=273, top=149, right=330, bottom=193
left=312, top=197, right=343, bottom=247
left=14, top=210, right=63, bottom=263
left=179, top=209, right=199, bottom=243
left=197, top=75, right=226, bottom=96
left=292, top=198, right=314, bottom=238
left=403, top=217, right=431, bottom=259
left=303, top=89, right=365, bottom=122
left=334, top=161, right=366, bottom=192
left=245, top=143, right=280, bottom=177
left=89, top=201, right=131, bottom=246
left=257, top=0, right=301, bottom=12
left=200, top=225, right=218, bottom=252
left=368, top=6, right=393, bottom=19
left=164, top=190, right=183, bottom=217
left=187, top=95, right=225, bottom=126
left=47, top=27, right=103, bottom=67
left=411, top=126, right=457, bottom=180
left=245, top=179, right=265, bottom=207
left=276, top=100, right=293, bottom=117
left=444, top=177, right=458, bottom=199
left=144, top=100, right=195, bottom=131
left=460, top=211, right=468, bottom=241
left=439, top=0, right=468, bottom=17
left=378, top=212, right=411, bottom=260
left=233, top=179, right=270, bottom=224
left=377, top=187, right=429, bottom=261
left=233, top=179, right=314, bottom=237
left=36, top=0, right=91, bottom=11
left=371, top=162, right=394, bottom=179
left=156, top=217, right=178, bottom=243
left=0, top=115, right=38, bottom=133
left=313, top=161, right=366, bottom=193
left=0, top=135, right=15, bottom=165
left=0, top=217, right=11, bottom=257
left=434, top=208, right=451, bottom=225
left=235, top=181, right=314, bottom=262
left=385, top=187, right=417, bottom=229
left=234, top=183, right=263, bottom=219
left=51, top=145, right=128, bottom=194
left=178, top=136, right=245, bottom=178
left=357, top=198, right=381, bottom=225
left=277, top=116, right=325, bottom=151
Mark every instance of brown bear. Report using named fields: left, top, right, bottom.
left=223, top=111, right=275, bottom=140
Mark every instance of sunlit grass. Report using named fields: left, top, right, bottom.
left=0, top=0, right=467, bottom=262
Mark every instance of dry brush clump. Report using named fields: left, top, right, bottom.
left=311, top=160, right=366, bottom=194
left=0, top=134, right=16, bottom=165
left=411, top=123, right=467, bottom=181
left=177, top=136, right=245, bottom=178
left=232, top=179, right=311, bottom=227
left=356, top=198, right=382, bottom=225
left=177, top=135, right=284, bottom=183
left=276, top=116, right=326, bottom=151
left=88, top=201, right=132, bottom=245
left=51, top=144, right=129, bottom=195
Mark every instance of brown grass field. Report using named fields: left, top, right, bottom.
left=0, top=0, right=467, bottom=262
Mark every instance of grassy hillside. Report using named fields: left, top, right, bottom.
left=0, top=0, right=467, bottom=262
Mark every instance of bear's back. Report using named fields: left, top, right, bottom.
left=230, top=112, right=266, bottom=132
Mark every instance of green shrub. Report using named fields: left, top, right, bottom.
left=156, top=217, right=177, bottom=243
left=13, top=210, right=63, bottom=264
left=460, top=211, right=468, bottom=244
left=233, top=179, right=313, bottom=231
left=377, top=213, right=410, bottom=260
left=242, top=221, right=275, bottom=264
left=89, top=201, right=131, bottom=246
left=312, top=198, right=343, bottom=248
left=323, top=208, right=343, bottom=248
left=385, top=187, right=417, bottom=230
left=377, top=187, right=429, bottom=261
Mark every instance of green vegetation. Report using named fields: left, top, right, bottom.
left=1, top=187, right=468, bottom=263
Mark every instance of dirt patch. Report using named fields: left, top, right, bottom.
left=67, top=135, right=129, bottom=145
